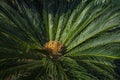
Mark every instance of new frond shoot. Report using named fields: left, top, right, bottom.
left=44, top=41, right=63, bottom=58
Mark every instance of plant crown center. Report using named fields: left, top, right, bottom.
left=44, top=41, right=63, bottom=55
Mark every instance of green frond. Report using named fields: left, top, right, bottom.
left=67, top=30, right=120, bottom=53
left=67, top=7, right=120, bottom=51
left=59, top=57, right=98, bottom=80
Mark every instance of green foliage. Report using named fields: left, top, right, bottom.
left=0, top=0, right=120, bottom=80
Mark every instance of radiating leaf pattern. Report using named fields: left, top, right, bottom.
left=0, top=0, right=120, bottom=80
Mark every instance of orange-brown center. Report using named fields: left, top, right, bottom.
left=44, top=41, right=63, bottom=55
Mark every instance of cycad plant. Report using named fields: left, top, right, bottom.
left=0, top=0, right=120, bottom=80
